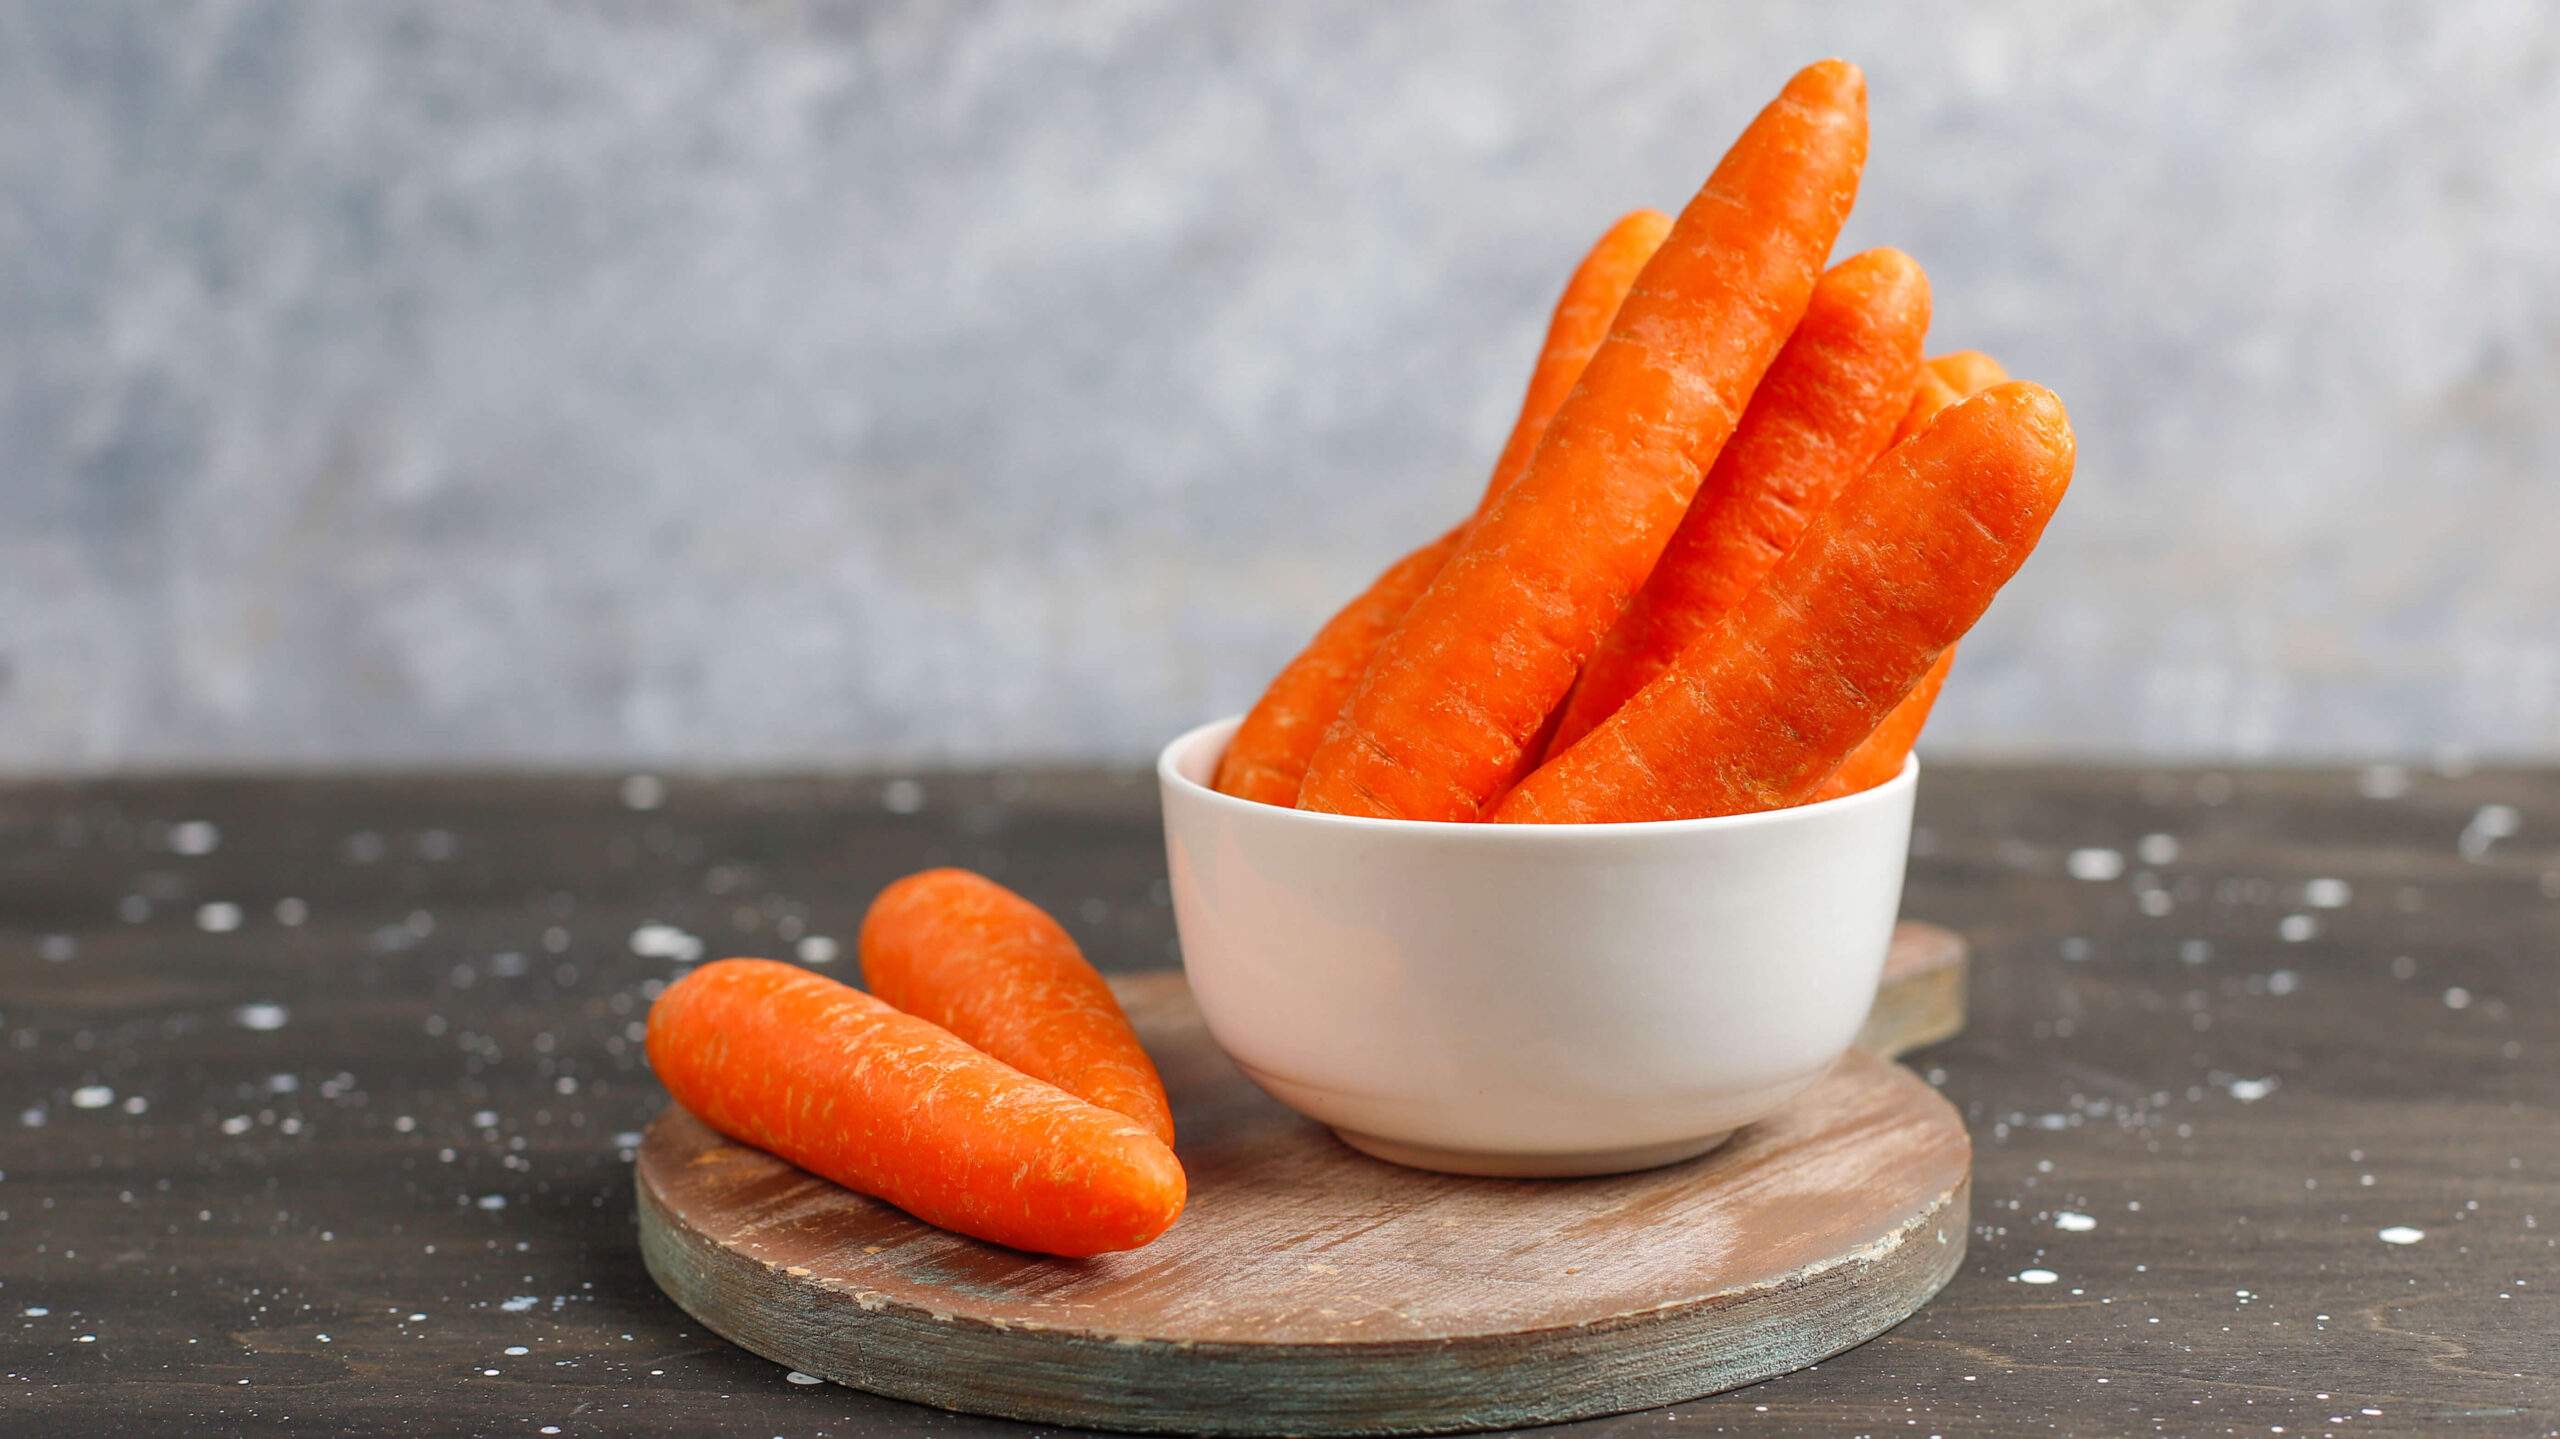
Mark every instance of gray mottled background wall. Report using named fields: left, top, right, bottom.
left=5, top=0, right=2559, bottom=769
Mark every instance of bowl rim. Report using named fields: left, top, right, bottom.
left=1158, top=713, right=1917, bottom=841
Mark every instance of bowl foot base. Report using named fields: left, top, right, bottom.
left=1330, top=1126, right=1737, bottom=1178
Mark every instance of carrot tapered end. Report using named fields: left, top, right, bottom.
left=1931, top=350, right=2009, bottom=396
left=1786, top=58, right=1867, bottom=113
left=1828, top=247, right=1931, bottom=332
left=1979, top=381, right=2076, bottom=482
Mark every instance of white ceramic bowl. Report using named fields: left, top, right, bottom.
left=1158, top=715, right=1918, bottom=1177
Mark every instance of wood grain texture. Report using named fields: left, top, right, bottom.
left=635, top=968, right=1971, bottom=1434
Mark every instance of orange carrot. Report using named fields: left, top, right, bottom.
left=861, top=868, right=1174, bottom=1146
left=1928, top=350, right=2008, bottom=398
left=1491, top=382, right=2074, bottom=824
left=1212, top=529, right=1463, bottom=806
left=1892, top=350, right=2008, bottom=444
left=646, top=958, right=1185, bottom=1257
left=1473, top=208, right=1676, bottom=511
left=1808, top=643, right=1955, bottom=800
left=1298, top=60, right=1870, bottom=821
left=1543, top=247, right=1929, bottom=757
left=1890, top=364, right=1961, bottom=446
left=1212, top=210, right=1670, bottom=806
left=1810, top=352, right=2012, bottom=796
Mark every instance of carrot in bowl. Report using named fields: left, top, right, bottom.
left=1808, top=643, right=1956, bottom=801
left=1892, top=349, right=2008, bottom=443
left=1889, top=362, right=1963, bottom=447
left=1927, top=349, right=2009, bottom=399
left=1211, top=531, right=1462, bottom=808
left=1472, top=208, right=1677, bottom=513
left=1297, top=60, right=1871, bottom=822
left=861, top=867, right=1173, bottom=1146
left=1810, top=351, right=2011, bottom=797
left=646, top=958, right=1185, bottom=1257
left=1491, top=381, right=2075, bottom=824
left=1211, top=209, right=1671, bottom=807
left=1543, top=247, right=1930, bottom=757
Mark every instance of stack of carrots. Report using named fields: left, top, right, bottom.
left=647, top=869, right=1184, bottom=1257
left=646, top=59, right=2072, bottom=1257
left=1217, top=59, right=2074, bottom=823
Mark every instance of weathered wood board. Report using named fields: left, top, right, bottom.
left=1860, top=918, right=1968, bottom=1059
left=635, top=922, right=1973, bottom=1435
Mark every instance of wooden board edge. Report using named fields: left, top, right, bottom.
left=1856, top=921, right=1969, bottom=1060
left=636, top=1142, right=1970, bottom=1436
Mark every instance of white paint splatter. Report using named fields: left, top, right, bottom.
left=2459, top=804, right=2520, bottom=860
left=2054, top=1212, right=2096, bottom=1232
left=629, top=924, right=704, bottom=962
left=2378, top=1226, right=2424, bottom=1245
left=233, top=1003, right=288, bottom=1031
left=2016, top=1269, right=2059, bottom=1284
left=2066, top=848, right=2124, bottom=881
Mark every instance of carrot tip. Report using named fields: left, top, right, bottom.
left=1792, top=58, right=1867, bottom=109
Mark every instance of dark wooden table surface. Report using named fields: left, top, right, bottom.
left=3, top=764, right=2556, bottom=1437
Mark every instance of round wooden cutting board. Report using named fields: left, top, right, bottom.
left=637, top=922, right=1972, bottom=1436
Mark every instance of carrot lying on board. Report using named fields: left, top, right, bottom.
left=861, top=868, right=1174, bottom=1146
left=1297, top=60, right=1871, bottom=821
left=1211, top=209, right=1671, bottom=806
left=646, top=958, right=1185, bottom=1257
left=1809, top=351, right=2012, bottom=798
left=1542, top=247, right=1930, bottom=758
left=1491, top=382, right=2075, bottom=824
